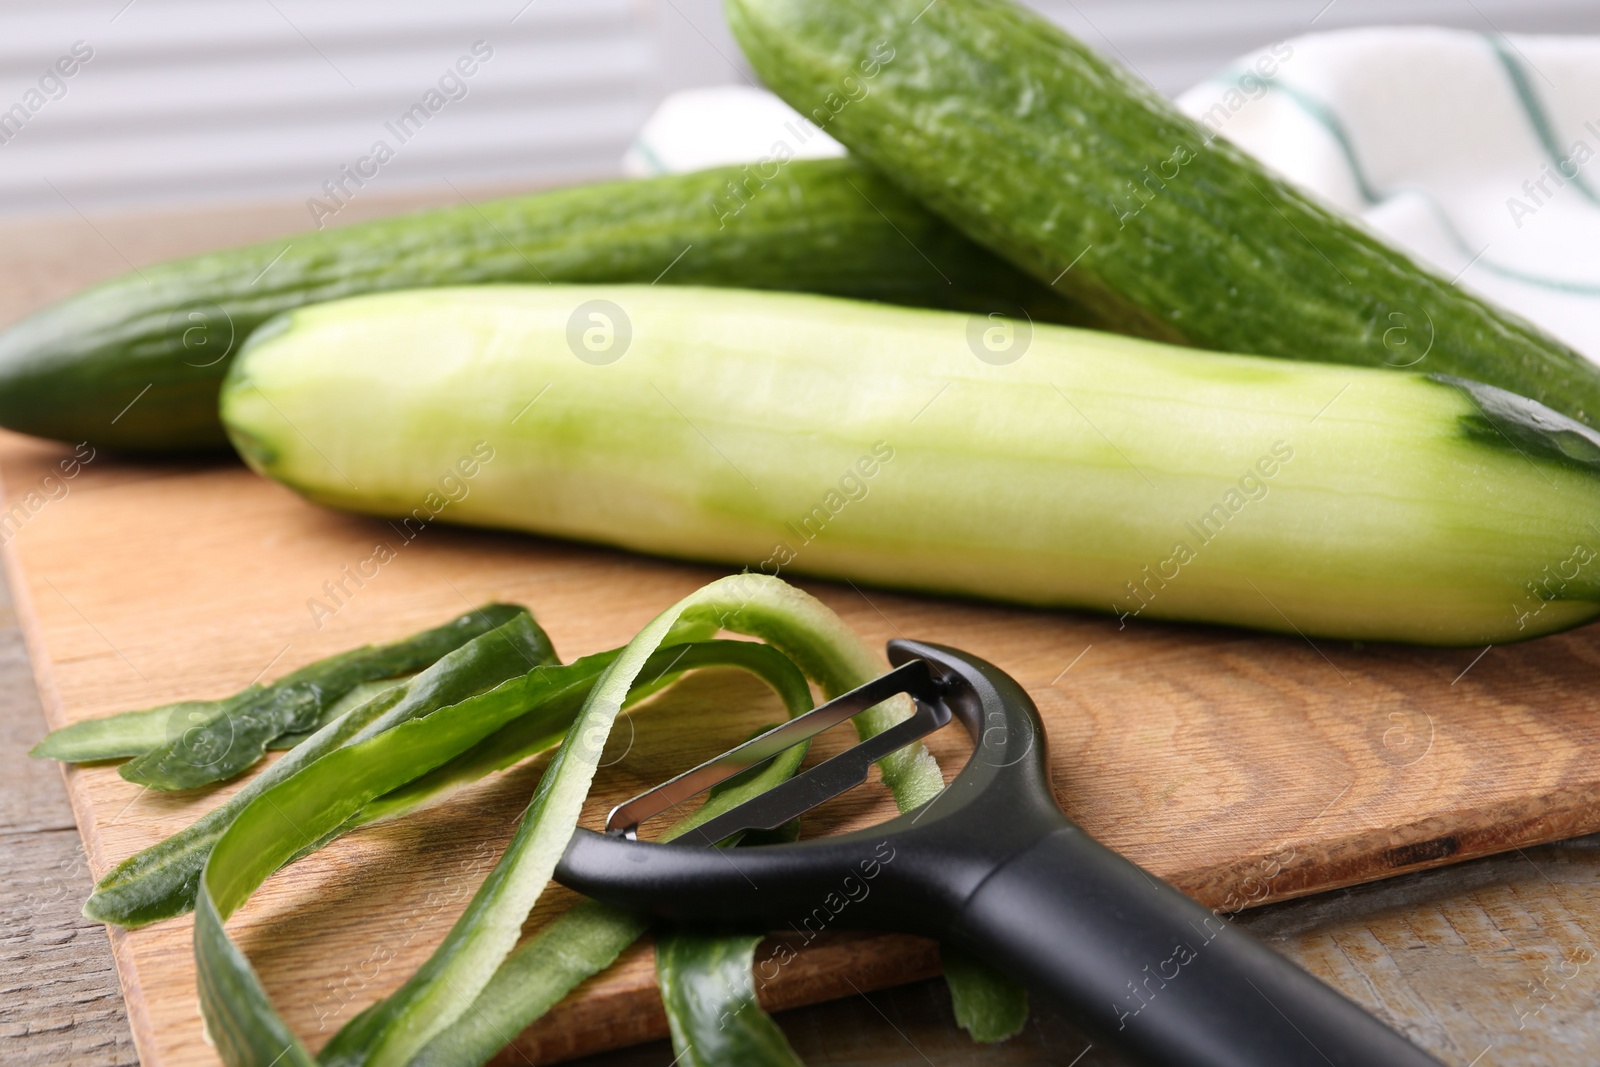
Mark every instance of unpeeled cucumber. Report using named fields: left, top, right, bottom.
left=0, top=157, right=1084, bottom=451
left=726, top=0, right=1600, bottom=427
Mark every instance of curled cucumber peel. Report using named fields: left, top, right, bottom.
left=32, top=603, right=530, bottom=780
left=85, top=611, right=557, bottom=928
left=139, top=575, right=1018, bottom=1065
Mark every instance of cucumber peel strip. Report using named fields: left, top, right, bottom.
left=31, top=694, right=250, bottom=764
left=349, top=574, right=978, bottom=1067
left=319, top=574, right=912, bottom=1067
left=942, top=945, right=1030, bottom=1043
left=193, top=598, right=816, bottom=1062
left=408, top=900, right=646, bottom=1067
left=179, top=574, right=1022, bottom=1065
left=340, top=649, right=817, bottom=1067
left=355, top=638, right=769, bottom=829
left=409, top=721, right=812, bottom=1067
left=195, top=650, right=651, bottom=1064
left=657, top=933, right=805, bottom=1067
left=86, top=611, right=558, bottom=928
left=190, top=576, right=931, bottom=1065
left=122, top=602, right=537, bottom=790
left=32, top=603, right=527, bottom=773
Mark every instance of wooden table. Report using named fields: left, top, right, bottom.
left=6, top=194, right=1600, bottom=1067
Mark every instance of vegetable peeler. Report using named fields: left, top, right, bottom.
left=556, top=639, right=1444, bottom=1067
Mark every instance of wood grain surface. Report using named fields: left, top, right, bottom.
left=0, top=565, right=139, bottom=1067
left=7, top=193, right=1600, bottom=1067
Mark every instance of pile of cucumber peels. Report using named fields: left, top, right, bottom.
left=36, top=576, right=1024, bottom=1066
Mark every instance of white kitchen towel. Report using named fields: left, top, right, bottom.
left=625, top=28, right=1600, bottom=361
left=1177, top=27, right=1600, bottom=362
left=622, top=85, right=845, bottom=177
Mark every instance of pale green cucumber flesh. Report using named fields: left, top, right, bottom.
left=724, top=0, right=1600, bottom=428
left=0, top=157, right=1083, bottom=452
left=221, top=285, right=1600, bottom=646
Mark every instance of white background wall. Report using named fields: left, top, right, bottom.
left=0, top=0, right=1595, bottom=220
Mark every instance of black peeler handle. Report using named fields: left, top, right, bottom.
left=952, top=822, right=1443, bottom=1067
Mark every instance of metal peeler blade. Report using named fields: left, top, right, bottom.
left=604, top=657, right=951, bottom=843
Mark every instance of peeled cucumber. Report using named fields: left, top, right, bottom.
left=222, top=285, right=1600, bottom=645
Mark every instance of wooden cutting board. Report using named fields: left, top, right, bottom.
left=9, top=430, right=1600, bottom=1067
left=7, top=198, right=1600, bottom=1067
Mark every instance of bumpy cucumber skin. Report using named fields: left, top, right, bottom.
left=221, top=285, right=1600, bottom=647
left=0, top=157, right=1083, bottom=452
left=725, top=0, right=1600, bottom=427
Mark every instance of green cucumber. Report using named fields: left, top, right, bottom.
left=222, top=285, right=1600, bottom=646
left=724, top=0, right=1600, bottom=427
left=0, top=157, right=1085, bottom=452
